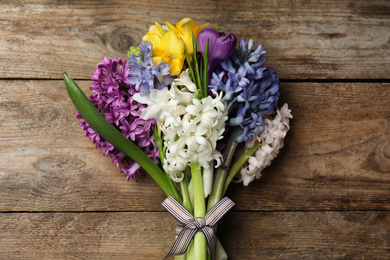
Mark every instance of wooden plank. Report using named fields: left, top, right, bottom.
left=219, top=211, right=390, bottom=259
left=0, top=211, right=389, bottom=259
left=0, top=80, right=389, bottom=212
left=230, top=81, right=390, bottom=211
left=0, top=1, right=390, bottom=80
left=0, top=80, right=167, bottom=212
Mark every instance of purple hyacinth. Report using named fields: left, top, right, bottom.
left=77, top=56, right=160, bottom=181
left=209, top=39, right=280, bottom=143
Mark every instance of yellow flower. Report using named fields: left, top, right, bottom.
left=143, top=22, right=166, bottom=42
left=150, top=31, right=185, bottom=76
left=143, top=18, right=209, bottom=76
left=165, top=18, right=209, bottom=56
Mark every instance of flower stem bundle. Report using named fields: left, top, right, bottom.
left=64, top=18, right=292, bottom=260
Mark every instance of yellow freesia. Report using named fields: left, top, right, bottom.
left=150, top=31, right=185, bottom=76
left=165, top=18, right=209, bottom=56
left=143, top=18, right=209, bottom=76
left=143, top=22, right=166, bottom=43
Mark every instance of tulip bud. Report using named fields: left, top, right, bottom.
left=197, top=28, right=237, bottom=81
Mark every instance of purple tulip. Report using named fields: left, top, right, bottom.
left=197, top=28, right=237, bottom=81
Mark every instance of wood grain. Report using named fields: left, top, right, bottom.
left=0, top=211, right=388, bottom=259
left=1, top=0, right=390, bottom=80
left=1, top=1, right=389, bottom=257
left=1, top=80, right=389, bottom=212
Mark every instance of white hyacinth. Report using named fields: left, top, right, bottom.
left=134, top=71, right=227, bottom=182
left=171, top=69, right=198, bottom=92
left=239, top=103, right=292, bottom=186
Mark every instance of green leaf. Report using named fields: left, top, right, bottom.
left=202, top=39, right=209, bottom=98
left=184, top=50, right=196, bottom=83
left=192, top=33, right=202, bottom=94
left=63, top=73, right=182, bottom=203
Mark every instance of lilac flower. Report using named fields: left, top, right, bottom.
left=197, top=28, right=237, bottom=80
left=91, top=56, right=130, bottom=85
left=77, top=56, right=160, bottom=181
left=209, top=39, right=280, bottom=143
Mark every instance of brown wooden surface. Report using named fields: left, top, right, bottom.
left=1, top=212, right=388, bottom=259
left=1, top=0, right=390, bottom=80
left=1, top=0, right=390, bottom=259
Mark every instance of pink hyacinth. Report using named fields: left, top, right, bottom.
left=239, top=103, right=292, bottom=186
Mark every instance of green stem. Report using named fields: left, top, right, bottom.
left=191, top=162, right=207, bottom=260
left=153, top=125, right=181, bottom=203
left=180, top=170, right=193, bottom=215
left=223, top=141, right=261, bottom=195
left=202, top=39, right=209, bottom=98
left=215, top=239, right=228, bottom=260
left=188, top=177, right=194, bottom=207
left=186, top=240, right=194, bottom=260
left=184, top=50, right=195, bottom=83
left=64, top=73, right=182, bottom=203
left=207, top=127, right=242, bottom=210
left=192, top=33, right=202, bottom=92
left=206, top=166, right=229, bottom=212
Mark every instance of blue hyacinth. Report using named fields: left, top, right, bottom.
left=128, top=42, right=172, bottom=93
left=209, top=39, right=280, bottom=143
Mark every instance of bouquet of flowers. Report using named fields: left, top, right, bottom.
left=64, top=18, right=292, bottom=260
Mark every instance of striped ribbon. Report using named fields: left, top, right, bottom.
left=162, top=196, right=235, bottom=260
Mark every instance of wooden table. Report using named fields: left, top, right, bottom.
left=1, top=1, right=389, bottom=259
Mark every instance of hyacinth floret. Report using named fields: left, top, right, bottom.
left=133, top=72, right=227, bottom=182
left=77, top=56, right=160, bottom=181
left=128, top=42, right=172, bottom=93
left=209, top=39, right=280, bottom=143
left=239, top=103, right=292, bottom=186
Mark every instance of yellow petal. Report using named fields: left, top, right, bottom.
left=152, top=22, right=164, bottom=34
left=143, top=34, right=150, bottom=42
left=183, top=34, right=194, bottom=56
left=150, top=35, right=163, bottom=51
left=194, top=23, right=210, bottom=37
left=153, top=56, right=163, bottom=65
left=143, top=22, right=164, bottom=42
left=163, top=56, right=173, bottom=64
left=147, top=23, right=187, bottom=76
left=175, top=18, right=198, bottom=36
left=163, top=31, right=185, bottom=56
left=169, top=58, right=185, bottom=76
left=165, top=22, right=181, bottom=38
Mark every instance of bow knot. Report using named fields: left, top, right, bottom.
left=162, top=196, right=235, bottom=260
left=194, top=217, right=206, bottom=229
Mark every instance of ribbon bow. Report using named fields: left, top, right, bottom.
left=162, top=196, right=235, bottom=260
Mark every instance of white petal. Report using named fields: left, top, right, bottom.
left=133, top=92, right=151, bottom=105
left=203, top=162, right=214, bottom=198
left=140, top=104, right=161, bottom=120
left=172, top=69, right=198, bottom=92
